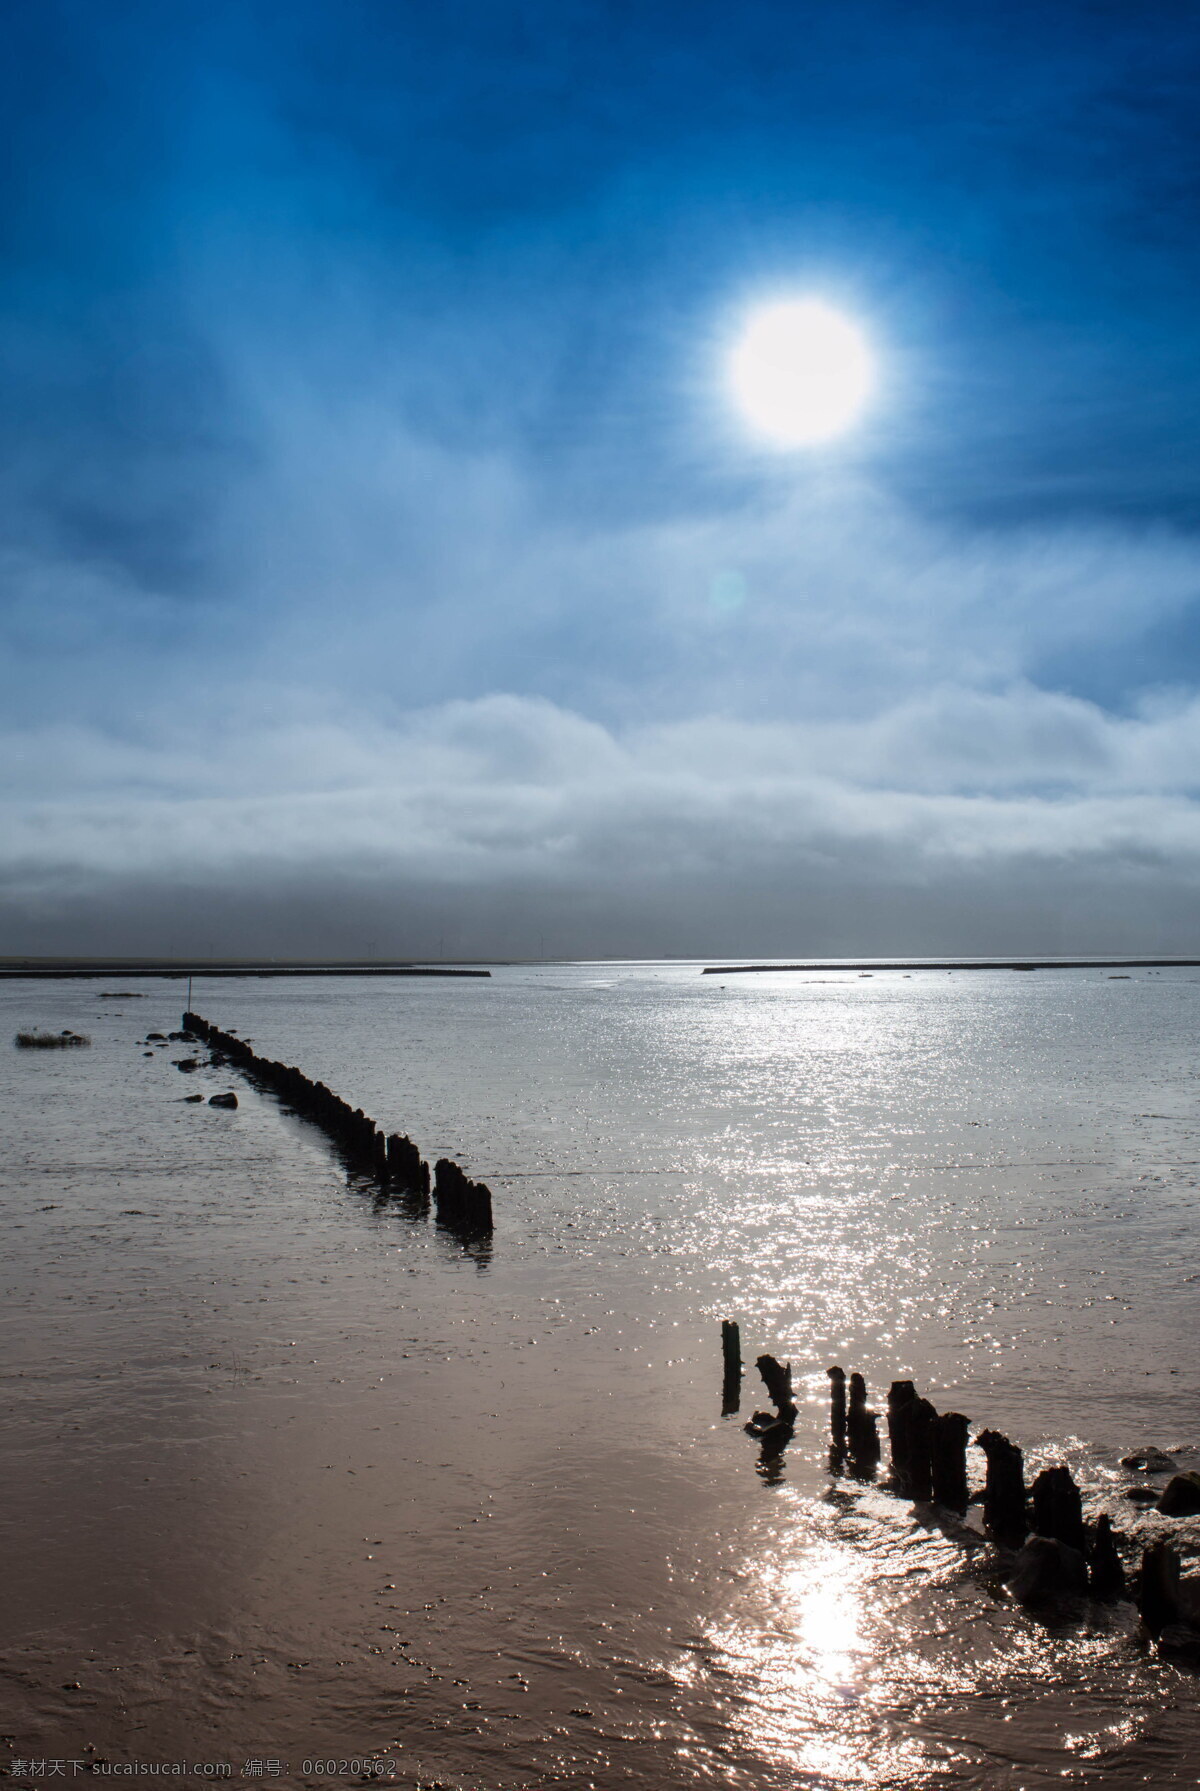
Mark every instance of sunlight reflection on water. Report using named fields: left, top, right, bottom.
left=3, top=963, right=1200, bottom=1785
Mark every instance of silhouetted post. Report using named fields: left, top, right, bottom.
left=1031, top=1465, right=1085, bottom=1552
left=434, top=1157, right=495, bottom=1237
left=755, top=1354, right=797, bottom=1423
left=1088, top=1514, right=1126, bottom=1601
left=748, top=1352, right=797, bottom=1456
left=847, top=1373, right=880, bottom=1467
left=828, top=1366, right=847, bottom=1447
left=721, top=1321, right=742, bottom=1414
left=887, top=1380, right=916, bottom=1488
left=975, top=1429, right=1028, bottom=1545
left=907, top=1396, right=937, bottom=1501
left=930, top=1411, right=971, bottom=1511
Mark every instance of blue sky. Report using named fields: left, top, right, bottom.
left=5, top=0, right=1200, bottom=955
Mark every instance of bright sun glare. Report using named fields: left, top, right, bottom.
left=729, top=298, right=873, bottom=446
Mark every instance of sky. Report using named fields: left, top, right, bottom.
left=5, top=0, right=1200, bottom=958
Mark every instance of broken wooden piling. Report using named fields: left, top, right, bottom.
left=975, top=1428, right=1028, bottom=1546
left=930, top=1411, right=971, bottom=1512
left=847, top=1372, right=881, bottom=1468
left=1030, top=1464, right=1086, bottom=1554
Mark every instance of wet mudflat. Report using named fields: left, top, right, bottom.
left=2, top=965, right=1199, bottom=1788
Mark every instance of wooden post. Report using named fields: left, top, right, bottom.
left=755, top=1354, right=797, bottom=1423
left=887, top=1380, right=916, bottom=1488
left=721, top=1320, right=742, bottom=1414
left=930, top=1411, right=970, bottom=1511
left=907, top=1396, right=937, bottom=1501
left=1031, top=1465, right=1085, bottom=1553
left=1088, top=1514, right=1126, bottom=1601
left=827, top=1365, right=847, bottom=1447
left=847, top=1372, right=880, bottom=1467
left=975, top=1429, right=1027, bottom=1545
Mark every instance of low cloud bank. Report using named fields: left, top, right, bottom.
left=5, top=687, right=1200, bottom=957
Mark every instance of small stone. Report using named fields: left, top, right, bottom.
left=208, top=1091, right=238, bottom=1109
left=1157, top=1624, right=1200, bottom=1662
left=1121, top=1447, right=1176, bottom=1473
left=1006, top=1536, right=1089, bottom=1605
left=1157, top=1472, right=1200, bottom=1516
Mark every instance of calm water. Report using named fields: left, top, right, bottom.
left=3, top=963, right=1199, bottom=1788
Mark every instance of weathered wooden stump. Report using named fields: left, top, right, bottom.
left=975, top=1429, right=1028, bottom=1545
left=930, top=1411, right=971, bottom=1511
left=847, top=1372, right=880, bottom=1466
left=907, top=1395, right=937, bottom=1501
left=1030, top=1465, right=1085, bottom=1553
left=1088, top=1514, right=1126, bottom=1601
left=887, top=1380, right=916, bottom=1486
left=755, top=1353, right=797, bottom=1424
left=828, top=1366, right=847, bottom=1447
left=434, top=1157, right=495, bottom=1236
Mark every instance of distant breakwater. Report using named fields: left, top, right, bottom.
left=702, top=959, right=1200, bottom=975
left=2, top=963, right=492, bottom=981
left=182, top=1011, right=494, bottom=1237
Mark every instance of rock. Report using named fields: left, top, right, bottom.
left=146, top=1033, right=166, bottom=1041
left=1121, top=1447, right=1176, bottom=1473
left=1157, top=1472, right=1200, bottom=1516
left=1136, top=1540, right=1200, bottom=1634
left=208, top=1091, right=238, bottom=1109
left=1006, top=1536, right=1089, bottom=1605
left=1123, top=1485, right=1160, bottom=1504
left=183, top=1094, right=204, bottom=1103
left=173, top=1058, right=199, bottom=1072
left=1157, top=1624, right=1200, bottom=1662
left=755, top=1417, right=795, bottom=1456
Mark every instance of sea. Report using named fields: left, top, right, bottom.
left=3, top=962, right=1199, bottom=1789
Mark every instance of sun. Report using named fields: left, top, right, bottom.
left=728, top=298, right=873, bottom=446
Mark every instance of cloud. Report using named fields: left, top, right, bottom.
left=6, top=682, right=1200, bottom=957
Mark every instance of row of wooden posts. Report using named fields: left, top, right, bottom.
left=181, top=1011, right=494, bottom=1237
left=721, top=1321, right=1197, bottom=1643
